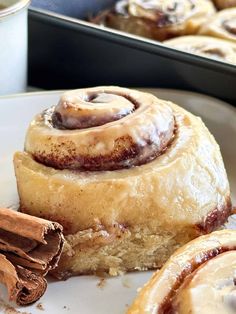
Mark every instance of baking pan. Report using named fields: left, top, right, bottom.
left=29, top=1, right=236, bottom=105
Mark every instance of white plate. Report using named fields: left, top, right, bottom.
left=0, top=89, right=235, bottom=314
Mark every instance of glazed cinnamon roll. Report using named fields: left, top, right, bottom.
left=14, top=87, right=231, bottom=278
left=165, top=35, right=236, bottom=64
left=213, top=0, right=236, bottom=9
left=128, top=229, right=236, bottom=314
left=94, top=0, right=216, bottom=41
left=199, top=8, right=236, bottom=43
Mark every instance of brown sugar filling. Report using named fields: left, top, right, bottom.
left=29, top=89, right=176, bottom=171
left=223, top=18, right=236, bottom=35
left=159, top=246, right=236, bottom=314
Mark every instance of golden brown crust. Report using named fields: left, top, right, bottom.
left=199, top=8, right=236, bottom=43
left=51, top=201, right=231, bottom=279
left=127, top=230, right=236, bottom=314
left=94, top=0, right=216, bottom=41
left=213, top=0, right=236, bottom=9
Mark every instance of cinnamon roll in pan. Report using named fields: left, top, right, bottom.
left=127, top=229, right=236, bottom=314
left=14, top=87, right=231, bottom=278
left=95, top=0, right=216, bottom=41
left=199, top=8, right=236, bottom=43
left=213, top=0, right=236, bottom=9
left=165, top=36, right=236, bottom=64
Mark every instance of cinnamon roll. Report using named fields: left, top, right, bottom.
left=165, top=35, right=236, bottom=64
left=13, top=86, right=231, bottom=278
left=94, top=0, right=216, bottom=41
left=127, top=229, right=236, bottom=314
left=213, top=0, right=236, bottom=9
left=199, top=8, right=236, bottom=43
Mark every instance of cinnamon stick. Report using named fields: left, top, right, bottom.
left=0, top=254, right=47, bottom=305
left=0, top=208, right=64, bottom=305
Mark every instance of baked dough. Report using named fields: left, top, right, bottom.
left=127, top=229, right=236, bottom=314
left=199, top=8, right=236, bottom=43
left=213, top=0, right=236, bottom=9
left=165, top=35, right=236, bottom=64
left=94, top=0, right=216, bottom=41
left=14, top=87, right=231, bottom=278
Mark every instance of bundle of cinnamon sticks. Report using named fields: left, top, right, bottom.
left=0, top=208, right=64, bottom=305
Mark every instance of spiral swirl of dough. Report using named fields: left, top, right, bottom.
left=25, top=87, right=175, bottom=171
left=199, top=8, right=236, bottom=43
left=128, top=230, right=236, bottom=314
left=125, top=0, right=199, bottom=27
left=94, top=0, right=215, bottom=41
left=165, top=35, right=236, bottom=64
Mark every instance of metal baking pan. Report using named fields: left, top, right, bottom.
left=29, top=1, right=236, bottom=105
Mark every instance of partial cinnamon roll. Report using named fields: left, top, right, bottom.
left=93, top=0, right=216, bottom=41
left=199, top=8, right=236, bottom=43
left=14, top=86, right=231, bottom=278
left=127, top=229, right=236, bottom=314
left=165, top=35, right=236, bottom=64
left=213, top=0, right=236, bottom=9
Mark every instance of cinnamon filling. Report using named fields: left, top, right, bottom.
left=199, top=46, right=226, bottom=59
left=52, top=92, right=136, bottom=130
left=33, top=130, right=176, bottom=171
left=223, top=18, right=236, bottom=35
left=26, top=87, right=176, bottom=171
left=196, top=198, right=232, bottom=234
left=114, top=0, right=196, bottom=27
left=159, top=246, right=236, bottom=313
left=169, top=251, right=236, bottom=314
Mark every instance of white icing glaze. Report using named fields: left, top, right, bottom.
left=127, top=231, right=236, bottom=314
left=165, top=36, right=236, bottom=64
left=199, top=8, right=236, bottom=43
left=25, top=86, right=175, bottom=170
left=173, top=251, right=236, bottom=314
left=223, top=17, right=236, bottom=34
left=56, top=91, right=134, bottom=129
left=128, top=0, right=196, bottom=23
